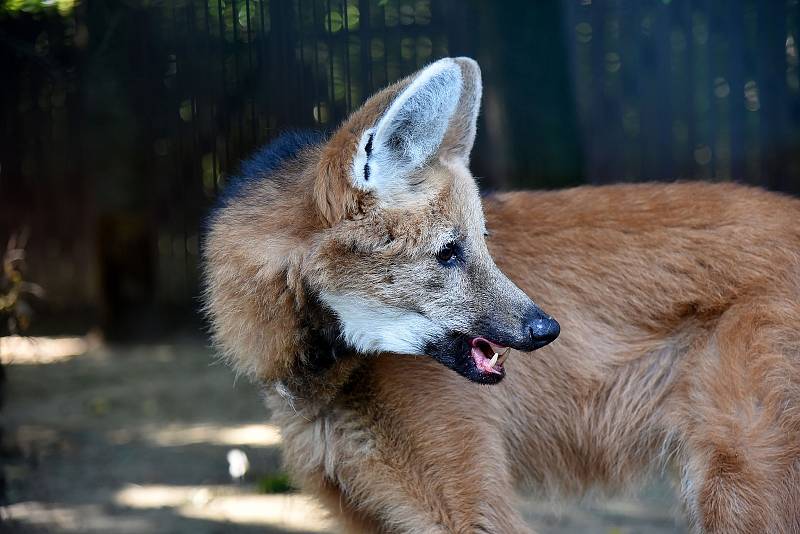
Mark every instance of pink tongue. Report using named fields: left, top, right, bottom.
left=471, top=346, right=502, bottom=375
left=471, top=337, right=507, bottom=352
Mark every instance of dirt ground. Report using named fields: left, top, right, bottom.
left=1, top=336, right=686, bottom=533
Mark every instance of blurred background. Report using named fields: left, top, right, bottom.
left=2, top=0, right=799, bottom=532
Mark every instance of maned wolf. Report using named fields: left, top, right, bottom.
left=203, top=57, right=800, bottom=532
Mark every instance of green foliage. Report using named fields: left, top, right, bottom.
left=0, top=233, right=43, bottom=335
left=1, top=0, right=76, bottom=16
left=257, top=472, right=293, bottom=494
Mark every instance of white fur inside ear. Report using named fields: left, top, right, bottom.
left=352, top=58, right=463, bottom=197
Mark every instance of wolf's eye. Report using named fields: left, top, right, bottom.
left=436, top=242, right=458, bottom=265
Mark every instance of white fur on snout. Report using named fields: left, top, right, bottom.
left=319, top=291, right=445, bottom=355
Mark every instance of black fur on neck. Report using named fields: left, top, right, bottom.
left=273, top=286, right=365, bottom=403
left=297, top=285, right=352, bottom=375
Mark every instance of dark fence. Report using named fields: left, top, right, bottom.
left=565, top=0, right=800, bottom=190
left=1, top=0, right=799, bottom=336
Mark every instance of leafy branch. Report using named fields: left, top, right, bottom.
left=0, top=231, right=44, bottom=335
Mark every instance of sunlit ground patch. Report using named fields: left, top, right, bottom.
left=4, top=502, right=155, bottom=533
left=114, top=484, right=334, bottom=532
left=143, top=423, right=282, bottom=447
left=0, top=335, right=97, bottom=364
left=180, top=493, right=333, bottom=531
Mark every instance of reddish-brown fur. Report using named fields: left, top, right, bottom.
left=204, top=58, right=800, bottom=533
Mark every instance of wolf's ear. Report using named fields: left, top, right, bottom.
left=440, top=57, right=482, bottom=164
left=352, top=58, right=463, bottom=198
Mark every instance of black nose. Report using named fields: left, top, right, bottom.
left=523, top=307, right=560, bottom=350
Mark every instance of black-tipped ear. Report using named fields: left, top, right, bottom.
left=439, top=57, right=482, bottom=164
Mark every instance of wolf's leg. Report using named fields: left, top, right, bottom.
left=318, top=436, right=534, bottom=534
left=674, top=296, right=800, bottom=533
left=296, top=429, right=533, bottom=534
left=287, top=359, right=536, bottom=533
left=312, top=476, right=387, bottom=533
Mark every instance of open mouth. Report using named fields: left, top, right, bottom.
left=424, top=333, right=513, bottom=385
left=470, top=337, right=510, bottom=376
left=420, top=311, right=559, bottom=384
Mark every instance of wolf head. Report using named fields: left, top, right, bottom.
left=203, top=57, right=559, bottom=385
